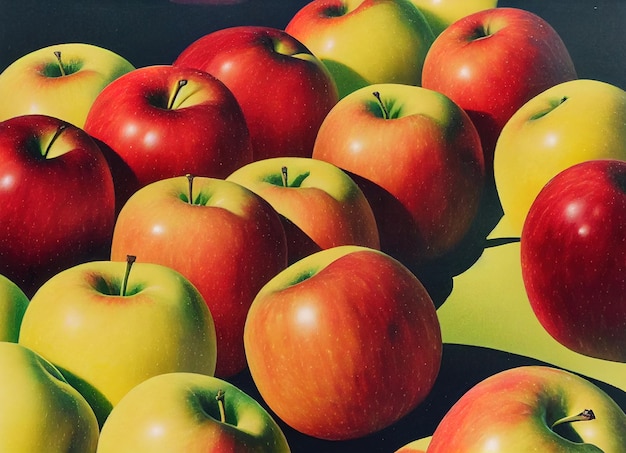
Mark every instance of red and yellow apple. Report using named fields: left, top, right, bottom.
left=408, top=0, right=498, bottom=36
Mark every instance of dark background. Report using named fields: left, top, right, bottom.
left=1, top=1, right=624, bottom=452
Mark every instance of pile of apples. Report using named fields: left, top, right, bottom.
left=0, top=1, right=625, bottom=452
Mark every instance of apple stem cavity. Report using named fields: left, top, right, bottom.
left=216, top=389, right=226, bottom=423
left=53, top=51, right=67, bottom=77
left=372, top=91, right=390, bottom=119
left=551, top=409, right=596, bottom=429
left=120, top=255, right=137, bottom=297
left=281, top=166, right=288, bottom=187
left=43, top=124, right=68, bottom=158
left=168, top=79, right=188, bottom=110
left=186, top=173, right=195, bottom=205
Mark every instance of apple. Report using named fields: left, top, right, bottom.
left=83, top=64, right=253, bottom=211
left=110, top=175, right=287, bottom=378
left=426, top=365, right=626, bottom=452
left=18, top=255, right=218, bottom=426
left=0, top=274, right=29, bottom=342
left=394, top=438, right=428, bottom=453
left=312, top=83, right=484, bottom=266
left=97, top=372, right=291, bottom=452
left=226, top=156, right=380, bottom=263
left=173, top=25, right=338, bottom=161
left=0, top=43, right=134, bottom=127
left=244, top=245, right=442, bottom=440
left=408, top=0, right=498, bottom=36
left=422, top=7, right=577, bottom=175
left=0, top=114, right=116, bottom=297
left=0, top=341, right=99, bottom=453
left=520, top=159, right=626, bottom=363
left=494, top=79, right=626, bottom=236
left=284, top=0, right=435, bottom=99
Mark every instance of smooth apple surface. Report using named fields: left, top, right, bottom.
left=521, top=159, right=626, bottom=363
left=427, top=366, right=626, bottom=452
left=0, top=274, right=29, bottom=342
left=174, top=25, right=338, bottom=161
left=409, top=0, right=498, bottom=36
left=494, top=79, right=626, bottom=236
left=226, top=156, right=380, bottom=263
left=110, top=176, right=287, bottom=377
left=0, top=43, right=134, bottom=127
left=312, top=83, right=484, bottom=265
left=244, top=245, right=442, bottom=440
left=285, top=0, right=434, bottom=98
left=97, top=372, right=291, bottom=453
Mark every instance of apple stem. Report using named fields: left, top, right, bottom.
left=551, top=409, right=595, bottom=429
left=372, top=91, right=389, bottom=119
left=43, top=124, right=68, bottom=158
left=216, top=389, right=226, bottom=423
left=186, top=173, right=194, bottom=205
left=53, top=51, right=67, bottom=77
left=281, top=166, right=288, bottom=187
left=168, top=79, right=188, bottom=110
left=120, top=255, right=137, bottom=297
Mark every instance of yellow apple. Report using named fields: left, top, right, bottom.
left=0, top=274, right=29, bottom=342
left=409, top=0, right=498, bottom=36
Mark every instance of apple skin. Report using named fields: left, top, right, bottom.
left=394, top=438, right=428, bottom=453
left=422, top=7, right=577, bottom=174
left=173, top=25, right=338, bottom=161
left=97, top=372, right=291, bottom=453
left=83, top=64, right=253, bottom=210
left=0, top=43, right=134, bottom=128
left=285, top=0, right=434, bottom=99
left=427, top=365, right=626, bottom=452
left=110, top=176, right=288, bottom=378
left=0, top=114, right=116, bottom=297
left=0, top=274, right=29, bottom=342
left=244, top=245, right=442, bottom=441
left=0, top=341, right=99, bottom=453
left=18, top=259, right=218, bottom=426
left=408, top=0, right=498, bottom=36
left=226, top=156, right=380, bottom=263
left=494, top=79, right=626, bottom=236
left=520, top=159, right=626, bottom=363
left=312, top=83, right=484, bottom=266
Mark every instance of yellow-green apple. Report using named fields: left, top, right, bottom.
left=0, top=43, right=134, bottom=127
left=244, top=245, right=442, bottom=440
left=0, top=341, right=99, bottom=453
left=0, top=274, right=29, bottom=342
left=110, top=175, right=287, bottom=378
left=226, top=157, right=380, bottom=263
left=521, top=159, right=626, bottom=363
left=97, top=372, right=291, bottom=453
left=18, top=256, right=217, bottom=426
left=427, top=366, right=626, bottom=452
left=0, top=114, right=115, bottom=297
left=408, top=0, right=498, bottom=36
left=84, top=64, right=252, bottom=211
left=285, top=0, right=434, bottom=99
left=173, top=26, right=338, bottom=161
left=494, top=79, right=626, bottom=236
left=312, top=83, right=484, bottom=266
left=422, top=7, right=577, bottom=175
left=394, top=437, right=429, bottom=453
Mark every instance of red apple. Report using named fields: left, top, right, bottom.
left=83, top=64, right=252, bottom=210
left=110, top=175, right=288, bottom=377
left=422, top=7, right=577, bottom=175
left=312, top=83, right=484, bottom=266
left=521, top=159, right=626, bottom=363
left=0, top=114, right=115, bottom=297
left=173, top=25, right=339, bottom=161
left=244, top=245, right=442, bottom=440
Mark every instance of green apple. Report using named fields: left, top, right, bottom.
left=0, top=341, right=99, bottom=452
left=427, top=365, right=626, bottom=452
left=0, top=43, right=134, bottom=127
left=0, top=274, right=29, bottom=342
left=18, top=256, right=217, bottom=426
left=409, top=0, right=498, bottom=36
left=493, top=79, right=626, bottom=236
left=97, top=372, right=291, bottom=453
left=226, top=156, right=380, bottom=263
left=285, top=0, right=435, bottom=98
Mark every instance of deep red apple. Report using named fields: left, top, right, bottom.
left=173, top=25, right=339, bottom=161
left=521, top=159, right=626, bottom=363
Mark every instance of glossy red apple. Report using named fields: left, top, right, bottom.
left=174, top=25, right=338, bottom=161
left=521, top=159, right=626, bottom=363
